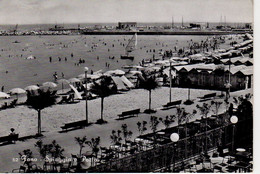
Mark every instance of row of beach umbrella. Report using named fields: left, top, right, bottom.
left=0, top=76, right=85, bottom=99
left=0, top=69, right=129, bottom=100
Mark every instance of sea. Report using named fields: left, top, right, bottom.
left=0, top=22, right=249, bottom=31
left=0, top=23, right=245, bottom=91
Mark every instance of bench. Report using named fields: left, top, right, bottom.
left=199, top=93, right=217, bottom=102
left=161, top=100, right=182, bottom=110
left=0, top=134, right=19, bottom=144
left=200, top=93, right=217, bottom=99
left=60, top=120, right=87, bottom=131
left=118, top=109, right=140, bottom=119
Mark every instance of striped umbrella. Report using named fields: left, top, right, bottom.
left=9, top=88, right=26, bottom=95
left=77, top=73, right=86, bottom=79
left=24, top=85, right=40, bottom=91
left=68, top=78, right=81, bottom=83
left=57, top=79, right=69, bottom=92
left=42, top=82, right=57, bottom=88
left=9, top=88, right=26, bottom=99
left=0, top=92, right=10, bottom=99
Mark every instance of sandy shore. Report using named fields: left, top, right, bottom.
left=0, top=87, right=253, bottom=172
left=0, top=87, right=221, bottom=137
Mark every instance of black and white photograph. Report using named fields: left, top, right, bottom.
left=0, top=0, right=255, bottom=173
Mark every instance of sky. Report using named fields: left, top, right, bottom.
left=0, top=0, right=254, bottom=24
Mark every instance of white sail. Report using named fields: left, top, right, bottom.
left=125, top=33, right=137, bottom=53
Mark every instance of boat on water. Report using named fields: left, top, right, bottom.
left=121, top=33, right=137, bottom=60
left=13, top=40, right=20, bottom=43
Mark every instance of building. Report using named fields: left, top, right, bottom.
left=173, top=63, right=253, bottom=91
left=189, top=23, right=201, bottom=28
left=118, top=22, right=137, bottom=30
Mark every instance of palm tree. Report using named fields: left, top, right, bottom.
left=34, top=140, right=64, bottom=172
left=26, top=89, right=57, bottom=136
left=137, top=121, right=147, bottom=136
left=110, top=130, right=122, bottom=145
left=159, top=116, right=171, bottom=129
left=75, top=136, right=88, bottom=157
left=86, top=137, right=100, bottom=166
left=74, top=136, right=88, bottom=171
left=150, top=116, right=160, bottom=146
left=18, top=149, right=34, bottom=172
left=90, top=76, right=117, bottom=123
left=121, top=124, right=133, bottom=144
left=139, top=74, right=160, bottom=113
left=211, top=100, right=223, bottom=117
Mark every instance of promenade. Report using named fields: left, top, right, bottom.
left=0, top=87, right=252, bottom=172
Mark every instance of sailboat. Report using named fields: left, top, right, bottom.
left=121, top=33, right=137, bottom=60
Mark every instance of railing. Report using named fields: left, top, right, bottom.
left=87, top=111, right=252, bottom=172
left=87, top=126, right=232, bottom=171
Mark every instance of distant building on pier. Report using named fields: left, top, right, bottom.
left=189, top=23, right=201, bottom=29
left=118, top=22, right=137, bottom=30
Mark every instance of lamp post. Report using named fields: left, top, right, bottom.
left=225, top=59, right=232, bottom=101
left=84, top=67, right=89, bottom=125
left=170, top=133, right=179, bottom=172
left=230, top=115, right=238, bottom=152
left=169, top=60, right=172, bottom=103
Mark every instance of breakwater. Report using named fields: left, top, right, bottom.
left=81, top=30, right=253, bottom=35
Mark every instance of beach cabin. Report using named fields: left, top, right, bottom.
left=174, top=63, right=253, bottom=91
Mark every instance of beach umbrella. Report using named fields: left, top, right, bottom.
left=93, top=69, right=103, bottom=74
left=88, top=74, right=101, bottom=79
left=42, top=82, right=57, bottom=88
left=57, top=79, right=69, bottom=92
left=155, top=60, right=168, bottom=65
left=9, top=88, right=26, bottom=99
left=0, top=92, right=10, bottom=99
left=113, top=69, right=125, bottom=75
left=129, top=70, right=142, bottom=75
left=68, top=78, right=81, bottom=83
left=132, top=65, right=144, bottom=70
left=9, top=88, right=26, bottom=95
left=24, top=85, right=40, bottom=91
left=57, top=79, right=69, bottom=84
left=77, top=73, right=86, bottom=79
left=105, top=70, right=116, bottom=75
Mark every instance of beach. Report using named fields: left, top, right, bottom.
left=0, top=87, right=221, bottom=137
left=0, top=35, right=244, bottom=91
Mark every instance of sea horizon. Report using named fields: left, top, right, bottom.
left=0, top=22, right=252, bottom=33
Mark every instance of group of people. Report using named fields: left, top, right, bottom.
left=49, top=56, right=68, bottom=63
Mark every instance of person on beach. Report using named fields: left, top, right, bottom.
left=53, top=72, right=58, bottom=81
left=49, top=57, right=52, bottom=62
left=1, top=86, right=4, bottom=92
left=9, top=128, right=16, bottom=136
left=9, top=128, right=16, bottom=143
